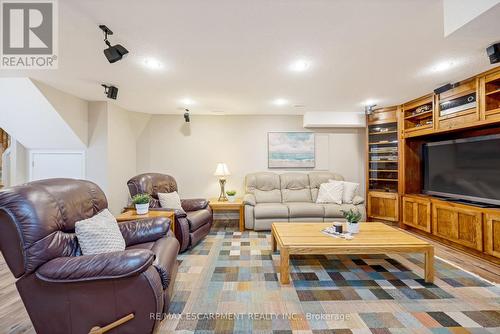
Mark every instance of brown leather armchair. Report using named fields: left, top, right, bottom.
left=127, top=173, right=213, bottom=252
left=0, top=179, right=179, bottom=334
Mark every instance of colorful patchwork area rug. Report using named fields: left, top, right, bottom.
left=158, top=228, right=500, bottom=333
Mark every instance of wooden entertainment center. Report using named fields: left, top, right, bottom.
left=366, top=65, right=500, bottom=264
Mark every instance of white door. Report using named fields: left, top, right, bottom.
left=30, top=151, right=85, bottom=181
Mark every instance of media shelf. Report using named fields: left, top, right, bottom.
left=366, top=107, right=400, bottom=222
left=365, top=65, right=500, bottom=263
left=436, top=79, right=479, bottom=130
left=368, top=121, right=398, bottom=193
left=484, top=73, right=500, bottom=118
left=402, top=94, right=434, bottom=137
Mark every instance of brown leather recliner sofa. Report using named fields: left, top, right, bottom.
left=127, top=173, right=213, bottom=253
left=0, top=179, right=179, bottom=334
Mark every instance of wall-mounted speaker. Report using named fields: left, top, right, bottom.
left=487, top=43, right=500, bottom=64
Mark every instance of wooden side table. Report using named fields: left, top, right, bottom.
left=209, top=198, right=245, bottom=232
left=116, top=210, right=176, bottom=233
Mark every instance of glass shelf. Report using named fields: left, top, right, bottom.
left=368, top=121, right=399, bottom=192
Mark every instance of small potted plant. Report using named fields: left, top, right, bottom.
left=342, top=208, right=362, bottom=234
left=226, top=190, right=237, bottom=202
left=132, top=193, right=150, bottom=215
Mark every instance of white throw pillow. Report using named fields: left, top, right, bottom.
left=75, top=209, right=125, bottom=255
left=329, top=180, right=359, bottom=204
left=158, top=191, right=183, bottom=211
left=316, top=181, right=343, bottom=204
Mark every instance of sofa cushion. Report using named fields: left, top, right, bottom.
left=158, top=191, right=183, bottom=211
left=186, top=210, right=212, bottom=231
left=323, top=203, right=360, bottom=218
left=246, top=172, right=280, bottom=192
left=75, top=209, right=126, bottom=255
left=316, top=181, right=343, bottom=204
left=280, top=173, right=310, bottom=189
left=282, top=188, right=312, bottom=202
left=309, top=171, right=344, bottom=202
left=329, top=180, right=359, bottom=204
left=309, top=171, right=344, bottom=189
left=281, top=173, right=312, bottom=202
left=254, top=203, right=289, bottom=219
left=287, top=202, right=324, bottom=218
left=254, top=189, right=282, bottom=203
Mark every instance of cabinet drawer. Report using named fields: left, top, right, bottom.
left=432, top=203, right=483, bottom=251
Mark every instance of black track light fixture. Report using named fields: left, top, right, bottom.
left=102, top=84, right=118, bottom=100
left=99, top=25, right=129, bottom=63
left=184, top=109, right=191, bottom=123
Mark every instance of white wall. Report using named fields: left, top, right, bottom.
left=6, top=139, right=28, bottom=186
left=137, top=115, right=366, bottom=199
left=33, top=80, right=89, bottom=146
left=443, top=0, right=500, bottom=36
left=0, top=78, right=86, bottom=149
left=86, top=102, right=151, bottom=214
left=107, top=103, right=151, bottom=214
left=86, top=102, right=109, bottom=192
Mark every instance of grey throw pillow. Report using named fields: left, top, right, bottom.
left=75, top=209, right=126, bottom=255
left=158, top=191, right=183, bottom=211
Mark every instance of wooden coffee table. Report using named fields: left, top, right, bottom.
left=271, top=222, right=434, bottom=284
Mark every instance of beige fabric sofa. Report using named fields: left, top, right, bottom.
left=243, top=172, right=366, bottom=230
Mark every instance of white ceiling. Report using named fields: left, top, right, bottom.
left=2, top=0, right=500, bottom=115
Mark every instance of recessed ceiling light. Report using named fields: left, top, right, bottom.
left=363, top=99, right=377, bottom=107
left=272, top=98, right=289, bottom=106
left=429, top=60, right=458, bottom=73
left=179, top=98, right=196, bottom=106
left=143, top=57, right=163, bottom=70
left=289, top=59, right=311, bottom=72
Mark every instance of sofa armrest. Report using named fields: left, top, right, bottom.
left=181, top=198, right=209, bottom=212
left=35, top=249, right=155, bottom=283
left=119, top=217, right=169, bottom=246
left=243, top=193, right=256, bottom=206
left=353, top=195, right=364, bottom=205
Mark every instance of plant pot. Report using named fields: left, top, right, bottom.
left=346, top=222, right=360, bottom=234
left=227, top=195, right=236, bottom=202
left=135, top=203, right=149, bottom=215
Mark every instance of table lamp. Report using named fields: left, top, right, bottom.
left=214, top=163, right=230, bottom=201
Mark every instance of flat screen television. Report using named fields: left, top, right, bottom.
left=423, top=134, right=500, bottom=205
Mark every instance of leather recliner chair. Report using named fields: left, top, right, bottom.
left=0, top=179, right=179, bottom=334
left=127, top=173, right=213, bottom=253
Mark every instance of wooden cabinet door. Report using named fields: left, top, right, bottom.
left=485, top=213, right=500, bottom=258
left=402, top=196, right=431, bottom=232
left=432, top=203, right=483, bottom=251
left=368, top=191, right=399, bottom=222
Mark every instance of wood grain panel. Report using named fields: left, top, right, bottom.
left=485, top=213, right=500, bottom=258
left=368, top=191, right=398, bottom=222
left=367, top=107, right=398, bottom=125
left=432, top=202, right=482, bottom=251
left=438, top=111, right=479, bottom=131
left=416, top=202, right=431, bottom=232
left=402, top=196, right=431, bottom=233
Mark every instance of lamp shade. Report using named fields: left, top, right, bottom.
left=214, top=163, right=230, bottom=176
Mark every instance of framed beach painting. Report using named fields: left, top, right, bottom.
left=268, top=132, right=315, bottom=168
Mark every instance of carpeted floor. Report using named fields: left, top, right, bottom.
left=158, top=224, right=500, bottom=333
